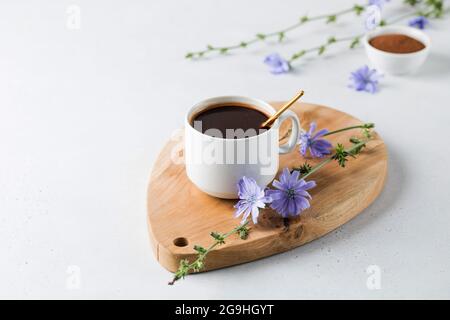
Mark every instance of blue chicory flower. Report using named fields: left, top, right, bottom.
left=234, top=176, right=272, bottom=224
left=349, top=65, right=382, bottom=94
left=364, top=4, right=382, bottom=31
left=368, top=0, right=389, bottom=9
left=299, top=122, right=332, bottom=158
left=266, top=168, right=316, bottom=218
left=409, top=16, right=429, bottom=29
left=264, top=53, right=291, bottom=74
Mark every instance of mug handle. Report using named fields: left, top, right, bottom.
left=278, top=110, right=300, bottom=155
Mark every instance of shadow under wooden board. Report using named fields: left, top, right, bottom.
left=147, top=102, right=388, bottom=273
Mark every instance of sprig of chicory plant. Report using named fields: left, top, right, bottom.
left=186, top=0, right=446, bottom=73
left=168, top=222, right=250, bottom=285
left=185, top=4, right=366, bottom=59
left=169, top=122, right=375, bottom=285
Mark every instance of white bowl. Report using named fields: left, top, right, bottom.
left=364, top=25, right=431, bottom=75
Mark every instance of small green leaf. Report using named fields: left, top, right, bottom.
left=327, top=36, right=337, bottom=44
left=210, top=231, right=220, bottom=239
left=210, top=232, right=226, bottom=244
left=326, top=15, right=337, bottom=23
left=237, top=225, right=250, bottom=240
left=240, top=42, right=247, bottom=48
left=362, top=128, right=372, bottom=139
left=291, top=50, right=306, bottom=61
left=350, top=143, right=366, bottom=156
left=353, top=4, right=365, bottom=15
left=379, top=19, right=387, bottom=26
left=185, top=52, right=193, bottom=59
left=173, top=259, right=190, bottom=281
left=256, top=33, right=266, bottom=40
left=300, top=15, right=309, bottom=23
left=350, top=137, right=362, bottom=144
left=192, top=259, right=204, bottom=272
left=332, top=143, right=349, bottom=168
left=193, top=245, right=207, bottom=254
left=350, top=37, right=360, bottom=49
left=293, top=162, right=313, bottom=175
left=278, top=32, right=285, bottom=42
left=425, top=0, right=444, bottom=18
left=207, top=44, right=214, bottom=50
left=404, top=0, right=420, bottom=6
left=318, top=46, right=326, bottom=55
left=219, top=48, right=228, bottom=54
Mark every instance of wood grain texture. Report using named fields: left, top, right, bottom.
left=147, top=102, right=388, bottom=273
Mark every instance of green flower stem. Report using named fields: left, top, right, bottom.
left=300, top=158, right=333, bottom=180
left=186, top=4, right=365, bottom=58
left=300, top=140, right=368, bottom=180
left=288, top=34, right=363, bottom=63
left=186, top=1, right=446, bottom=60
left=168, top=221, right=250, bottom=285
left=323, top=123, right=374, bottom=137
left=280, top=122, right=372, bottom=141
left=288, top=3, right=446, bottom=65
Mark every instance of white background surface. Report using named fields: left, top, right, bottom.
left=1, top=0, right=449, bottom=299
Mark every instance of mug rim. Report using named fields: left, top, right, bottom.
left=185, top=95, right=281, bottom=142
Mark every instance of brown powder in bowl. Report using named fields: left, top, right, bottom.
left=369, top=34, right=425, bottom=54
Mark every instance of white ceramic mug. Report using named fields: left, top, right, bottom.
left=185, top=96, right=301, bottom=199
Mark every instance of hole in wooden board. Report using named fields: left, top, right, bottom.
left=173, top=237, right=189, bottom=247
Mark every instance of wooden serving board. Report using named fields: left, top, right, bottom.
left=147, top=102, right=388, bottom=273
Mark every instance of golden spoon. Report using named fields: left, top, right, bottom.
left=261, top=90, right=304, bottom=129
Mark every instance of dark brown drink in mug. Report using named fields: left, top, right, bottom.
left=192, top=103, right=270, bottom=138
